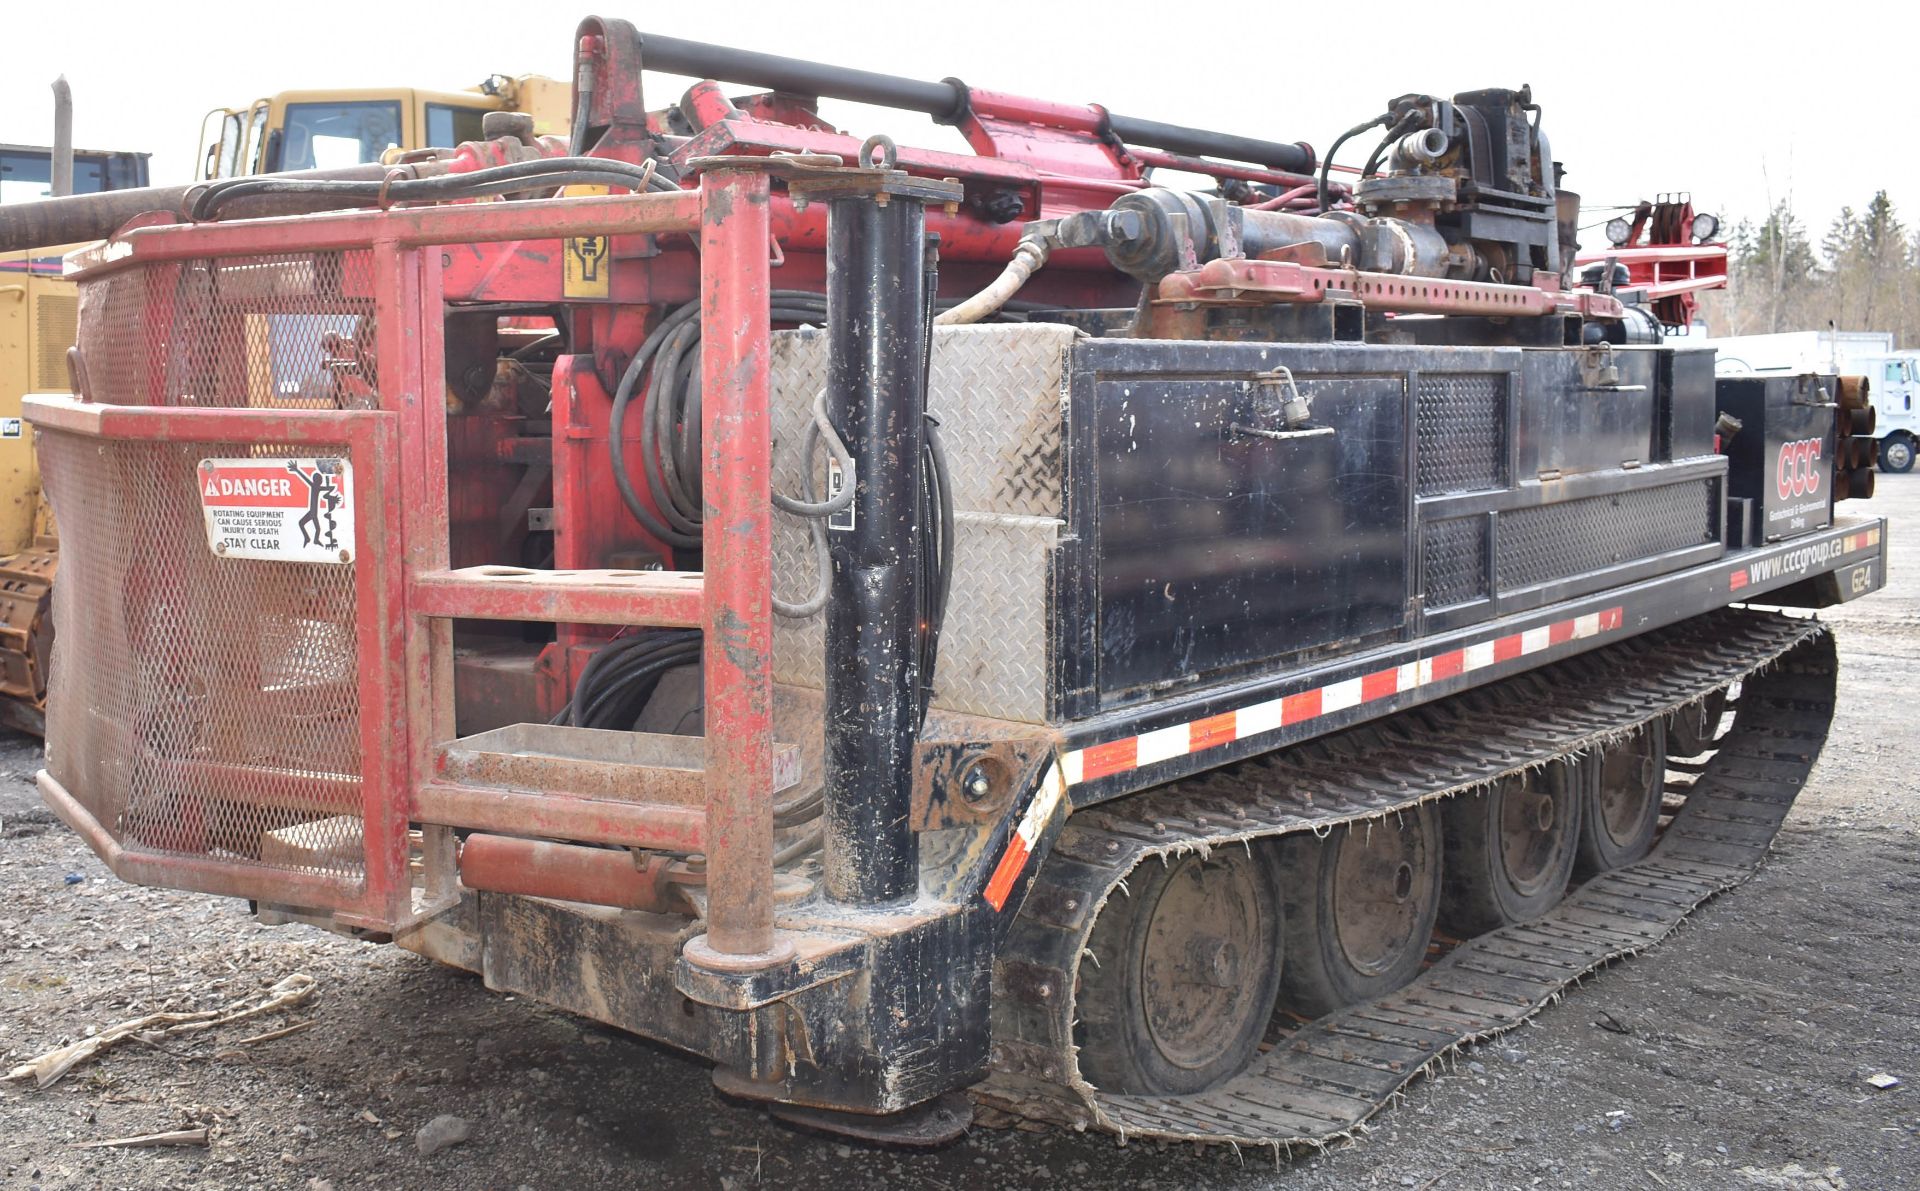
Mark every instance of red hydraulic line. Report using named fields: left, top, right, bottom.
left=1125, top=147, right=1329, bottom=193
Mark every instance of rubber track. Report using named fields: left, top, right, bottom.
left=979, top=609, right=1837, bottom=1148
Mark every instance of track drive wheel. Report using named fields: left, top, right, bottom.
left=1575, top=720, right=1668, bottom=877
left=1439, top=762, right=1583, bottom=937
left=1275, top=804, right=1442, bottom=1018
left=1076, top=847, right=1284, bottom=1095
left=1667, top=689, right=1728, bottom=757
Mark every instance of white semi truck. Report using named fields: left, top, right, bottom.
left=1705, top=330, right=1920, bottom=472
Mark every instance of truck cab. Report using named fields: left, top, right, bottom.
left=1875, top=354, right=1920, bottom=472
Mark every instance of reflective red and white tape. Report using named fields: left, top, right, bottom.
left=983, top=604, right=1626, bottom=910
left=1841, top=526, right=1884, bottom=553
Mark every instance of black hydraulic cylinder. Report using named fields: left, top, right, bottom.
left=1104, top=113, right=1312, bottom=175
left=822, top=192, right=929, bottom=907
left=628, top=31, right=1313, bottom=173
left=636, top=31, right=963, bottom=121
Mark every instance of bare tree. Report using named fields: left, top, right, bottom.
left=1722, top=191, right=1916, bottom=344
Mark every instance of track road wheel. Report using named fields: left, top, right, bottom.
left=1075, top=847, right=1284, bottom=1095
left=1439, top=762, right=1583, bottom=937
left=1576, top=720, right=1668, bottom=877
left=1276, top=804, right=1442, bottom=1019
left=1667, top=689, right=1728, bottom=757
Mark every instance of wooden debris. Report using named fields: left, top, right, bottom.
left=73, top=1127, right=211, bottom=1150
left=238, top=1020, right=315, bottom=1046
left=4, top=973, right=317, bottom=1090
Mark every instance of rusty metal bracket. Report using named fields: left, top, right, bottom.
left=675, top=936, right=865, bottom=1011
left=685, top=150, right=965, bottom=211
left=1158, top=257, right=1627, bottom=320
left=910, top=722, right=1059, bottom=833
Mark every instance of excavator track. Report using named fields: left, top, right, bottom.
left=0, top=544, right=56, bottom=736
left=980, top=608, right=1837, bottom=1148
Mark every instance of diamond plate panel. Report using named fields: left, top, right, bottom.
left=1498, top=480, right=1715, bottom=592
left=1422, top=515, right=1488, bottom=608
left=1417, top=373, right=1506, bottom=495
left=771, top=324, right=1077, bottom=724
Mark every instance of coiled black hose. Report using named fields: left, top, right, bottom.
left=550, top=629, right=702, bottom=730
left=608, top=292, right=846, bottom=550
left=587, top=283, right=957, bottom=766
left=607, top=292, right=956, bottom=650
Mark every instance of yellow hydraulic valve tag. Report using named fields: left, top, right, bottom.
left=561, top=184, right=611, bottom=299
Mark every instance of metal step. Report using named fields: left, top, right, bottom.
left=438, top=723, right=802, bottom=807
left=410, top=566, right=704, bottom=627
left=416, top=723, right=801, bottom=855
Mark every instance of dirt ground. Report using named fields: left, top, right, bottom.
left=3, top=482, right=1916, bottom=1191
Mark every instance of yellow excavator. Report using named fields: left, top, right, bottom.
left=197, top=75, right=568, bottom=180
left=0, top=132, right=150, bottom=733
left=0, top=76, right=565, bottom=734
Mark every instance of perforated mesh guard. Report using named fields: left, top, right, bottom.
left=77, top=251, right=379, bottom=409
left=1498, top=480, right=1717, bottom=593
left=1416, top=373, right=1507, bottom=495
left=39, top=434, right=365, bottom=875
left=1422, top=515, right=1490, bottom=608
left=41, top=252, right=375, bottom=880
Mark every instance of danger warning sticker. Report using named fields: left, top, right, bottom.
left=198, top=458, right=354, bottom=564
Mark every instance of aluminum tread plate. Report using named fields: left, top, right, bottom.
left=770, top=323, right=1076, bottom=723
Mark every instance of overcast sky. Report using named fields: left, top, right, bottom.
left=6, top=0, right=1914, bottom=244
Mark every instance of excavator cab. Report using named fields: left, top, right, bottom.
left=196, top=79, right=569, bottom=181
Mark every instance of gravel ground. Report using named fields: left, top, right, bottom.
left=3, top=481, right=1916, bottom=1191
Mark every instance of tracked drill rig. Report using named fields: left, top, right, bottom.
left=2, top=20, right=1888, bottom=1149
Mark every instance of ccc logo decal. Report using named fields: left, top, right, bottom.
left=1776, top=438, right=1823, bottom=500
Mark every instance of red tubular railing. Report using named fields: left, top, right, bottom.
left=694, top=166, right=778, bottom=958
left=36, top=182, right=784, bottom=954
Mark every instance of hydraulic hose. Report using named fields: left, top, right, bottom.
left=587, top=277, right=969, bottom=728
left=1317, top=113, right=1390, bottom=215
left=188, top=156, right=679, bottom=221
left=609, top=292, right=847, bottom=551
left=935, top=236, right=1050, bottom=325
